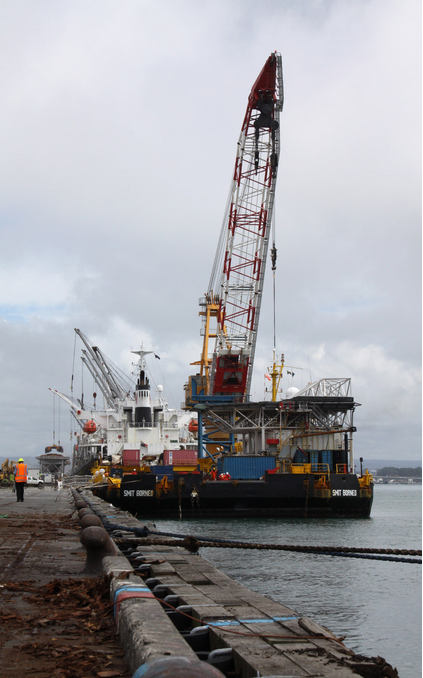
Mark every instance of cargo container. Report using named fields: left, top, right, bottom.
left=163, top=449, right=198, bottom=466
left=218, top=455, right=276, bottom=479
left=150, top=465, right=173, bottom=481
left=310, top=450, right=333, bottom=472
left=122, top=449, right=140, bottom=467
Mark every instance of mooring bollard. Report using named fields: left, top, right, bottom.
left=133, top=656, right=225, bottom=678
left=78, top=507, right=94, bottom=519
left=80, top=526, right=117, bottom=573
left=71, top=489, right=82, bottom=502
left=80, top=514, right=103, bottom=529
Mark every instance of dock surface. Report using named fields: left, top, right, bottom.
left=80, top=486, right=397, bottom=677
left=0, top=485, right=398, bottom=677
left=0, top=486, right=131, bottom=677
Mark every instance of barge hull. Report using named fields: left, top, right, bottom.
left=93, top=471, right=373, bottom=518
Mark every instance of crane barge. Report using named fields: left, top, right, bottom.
left=186, top=51, right=283, bottom=405
left=91, top=53, right=373, bottom=518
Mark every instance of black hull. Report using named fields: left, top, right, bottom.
left=93, top=471, right=373, bottom=519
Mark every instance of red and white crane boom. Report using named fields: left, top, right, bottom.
left=207, top=52, right=284, bottom=400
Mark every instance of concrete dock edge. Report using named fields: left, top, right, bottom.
left=72, top=486, right=398, bottom=678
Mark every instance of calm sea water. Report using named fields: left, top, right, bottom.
left=150, top=484, right=422, bottom=678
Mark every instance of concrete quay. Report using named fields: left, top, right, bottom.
left=0, top=485, right=131, bottom=678
left=0, top=484, right=398, bottom=677
left=75, top=486, right=398, bottom=678
left=0, top=484, right=86, bottom=583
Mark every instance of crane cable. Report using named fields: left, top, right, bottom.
left=269, top=207, right=278, bottom=401
left=70, top=331, right=77, bottom=441
left=271, top=206, right=277, bottom=353
left=208, top=176, right=234, bottom=296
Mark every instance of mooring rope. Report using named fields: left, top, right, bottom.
left=101, top=520, right=422, bottom=564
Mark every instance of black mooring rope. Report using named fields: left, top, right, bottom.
left=100, top=520, right=422, bottom=564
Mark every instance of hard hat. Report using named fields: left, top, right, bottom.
left=18, top=458, right=24, bottom=462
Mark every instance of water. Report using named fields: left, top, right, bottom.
left=150, top=484, right=422, bottom=678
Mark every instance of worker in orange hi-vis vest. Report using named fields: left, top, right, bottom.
left=14, top=458, right=28, bottom=503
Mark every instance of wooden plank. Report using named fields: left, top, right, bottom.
left=235, top=589, right=298, bottom=617
left=162, top=554, right=188, bottom=563
left=149, top=562, right=176, bottom=576
left=174, top=568, right=211, bottom=585
left=277, top=618, right=308, bottom=636
left=308, top=637, right=354, bottom=661
left=298, top=615, right=339, bottom=639
left=195, top=584, right=243, bottom=605
left=240, top=620, right=296, bottom=641
left=273, top=640, right=316, bottom=651
left=159, top=583, right=197, bottom=594
left=224, top=605, right=267, bottom=620
left=234, top=647, right=310, bottom=678
left=209, top=624, right=271, bottom=650
left=177, top=594, right=217, bottom=606
left=202, top=572, right=237, bottom=585
left=280, top=651, right=358, bottom=677
left=209, top=629, right=308, bottom=678
left=193, top=604, right=235, bottom=620
left=150, top=576, right=185, bottom=587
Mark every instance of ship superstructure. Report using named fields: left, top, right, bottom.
left=51, top=330, right=193, bottom=474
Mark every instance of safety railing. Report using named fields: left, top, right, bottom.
left=290, top=463, right=330, bottom=475
left=126, top=421, right=180, bottom=429
left=63, top=475, right=93, bottom=486
left=335, top=464, right=348, bottom=474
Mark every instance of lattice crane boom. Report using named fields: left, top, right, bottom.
left=209, top=52, right=284, bottom=399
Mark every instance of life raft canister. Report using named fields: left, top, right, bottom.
left=83, top=420, right=97, bottom=434
left=218, top=472, right=232, bottom=481
left=188, top=419, right=198, bottom=433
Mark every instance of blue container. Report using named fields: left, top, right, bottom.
left=150, top=465, right=174, bottom=481
left=321, top=450, right=332, bottom=471
left=310, top=451, right=319, bottom=471
left=309, top=450, right=333, bottom=472
left=219, top=456, right=276, bottom=479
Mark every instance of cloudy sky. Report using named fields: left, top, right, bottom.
left=0, top=0, right=420, bottom=463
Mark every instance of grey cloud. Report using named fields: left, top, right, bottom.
left=0, top=0, right=420, bottom=461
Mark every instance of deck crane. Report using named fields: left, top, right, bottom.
left=186, top=52, right=284, bottom=406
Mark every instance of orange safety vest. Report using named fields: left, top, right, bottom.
left=15, top=463, right=27, bottom=483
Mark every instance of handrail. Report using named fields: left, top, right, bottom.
left=289, top=463, right=330, bottom=475
left=335, top=463, right=348, bottom=474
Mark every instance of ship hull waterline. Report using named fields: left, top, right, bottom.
left=92, top=471, right=373, bottom=519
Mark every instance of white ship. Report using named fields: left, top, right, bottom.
left=51, top=329, right=195, bottom=474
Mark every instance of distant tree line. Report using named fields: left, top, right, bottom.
left=378, top=467, right=422, bottom=477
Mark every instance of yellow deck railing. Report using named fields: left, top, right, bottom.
left=290, top=463, right=330, bottom=475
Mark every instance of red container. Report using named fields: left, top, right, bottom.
left=122, top=449, right=140, bottom=466
left=163, top=449, right=198, bottom=466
